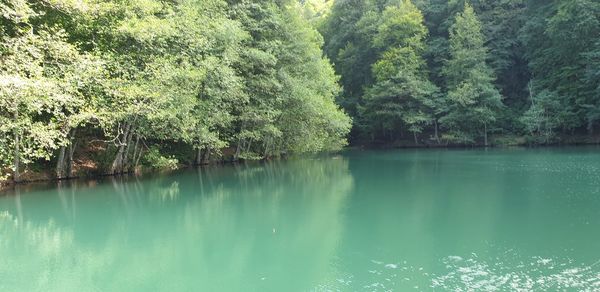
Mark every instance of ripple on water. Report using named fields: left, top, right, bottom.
left=315, top=254, right=600, bottom=292
left=432, top=255, right=600, bottom=291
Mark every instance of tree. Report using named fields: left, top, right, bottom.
left=361, top=0, right=440, bottom=144
left=584, top=40, right=600, bottom=134
left=0, top=0, right=352, bottom=184
left=298, top=0, right=334, bottom=25
left=520, top=0, right=600, bottom=135
left=519, top=88, right=562, bottom=143
left=321, top=0, right=380, bottom=119
left=0, top=0, right=98, bottom=181
left=441, top=3, right=503, bottom=145
left=419, top=0, right=528, bottom=108
left=229, top=1, right=350, bottom=159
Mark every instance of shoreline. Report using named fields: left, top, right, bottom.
left=349, top=138, right=600, bottom=150
left=0, top=159, right=237, bottom=194
left=3, top=142, right=600, bottom=191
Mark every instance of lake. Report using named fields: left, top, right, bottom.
left=1, top=148, right=600, bottom=291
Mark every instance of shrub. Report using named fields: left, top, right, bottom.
left=143, top=147, right=179, bottom=170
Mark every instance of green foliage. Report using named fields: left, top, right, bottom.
left=519, top=89, right=562, bottom=143
left=520, top=0, right=600, bottom=133
left=361, top=0, right=440, bottom=143
left=228, top=1, right=350, bottom=159
left=3, top=0, right=600, bottom=183
left=321, top=0, right=599, bottom=146
left=0, top=0, right=104, bottom=180
left=320, top=0, right=380, bottom=117
left=298, top=0, right=334, bottom=25
left=0, top=0, right=350, bottom=182
left=143, top=147, right=179, bottom=171
left=440, top=4, right=503, bottom=144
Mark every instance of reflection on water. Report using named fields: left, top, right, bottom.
left=1, top=149, right=600, bottom=291
left=0, top=158, right=353, bottom=291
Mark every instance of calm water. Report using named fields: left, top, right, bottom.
left=1, top=148, right=600, bottom=291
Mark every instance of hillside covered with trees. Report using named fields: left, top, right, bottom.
left=1, top=0, right=599, bottom=184
left=320, top=0, right=600, bottom=146
left=0, top=0, right=351, bottom=183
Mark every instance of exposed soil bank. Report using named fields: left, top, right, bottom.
left=0, top=156, right=248, bottom=192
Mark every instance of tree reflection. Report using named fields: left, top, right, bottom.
left=0, top=156, right=353, bottom=291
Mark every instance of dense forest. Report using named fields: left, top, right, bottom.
left=1, top=0, right=599, bottom=184
left=320, top=0, right=600, bottom=146
left=0, top=0, right=351, bottom=183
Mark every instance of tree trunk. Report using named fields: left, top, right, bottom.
left=56, top=145, right=66, bottom=179
left=134, top=142, right=144, bottom=169
left=204, top=145, right=211, bottom=164
left=413, top=131, right=418, bottom=145
left=263, top=138, right=271, bottom=159
left=434, top=120, right=440, bottom=144
left=234, top=137, right=242, bottom=161
left=195, top=147, right=203, bottom=165
left=111, top=122, right=131, bottom=174
left=131, top=135, right=140, bottom=168
left=122, top=128, right=134, bottom=172
left=67, top=138, right=76, bottom=178
left=484, top=122, right=488, bottom=147
left=13, top=111, right=20, bottom=183
left=246, top=139, right=252, bottom=153
left=56, top=129, right=77, bottom=179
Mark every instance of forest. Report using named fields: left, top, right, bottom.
left=319, top=0, right=600, bottom=146
left=0, top=0, right=351, bottom=182
left=1, top=0, right=599, bottom=183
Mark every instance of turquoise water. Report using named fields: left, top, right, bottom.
left=1, top=148, right=600, bottom=291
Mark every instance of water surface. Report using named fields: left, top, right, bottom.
left=1, top=148, right=600, bottom=291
